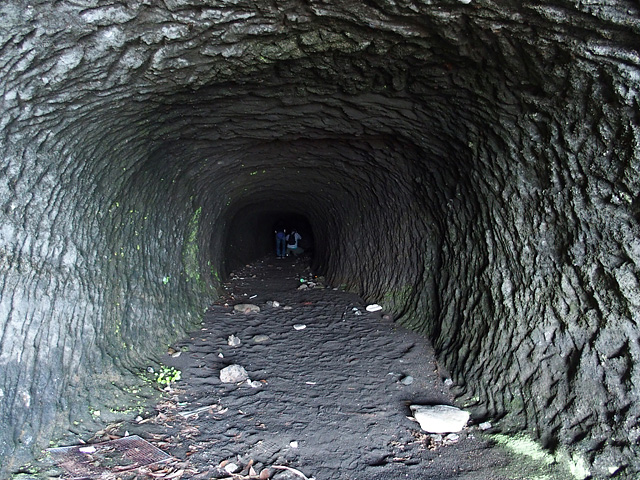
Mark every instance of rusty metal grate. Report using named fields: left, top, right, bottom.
left=47, top=435, right=171, bottom=479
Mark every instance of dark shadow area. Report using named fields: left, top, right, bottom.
left=223, top=204, right=315, bottom=276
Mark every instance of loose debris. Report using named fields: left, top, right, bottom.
left=48, top=435, right=171, bottom=478
left=409, top=404, right=470, bottom=433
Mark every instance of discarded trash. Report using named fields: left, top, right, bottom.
left=224, top=462, right=240, bottom=474
left=233, top=303, right=260, bottom=314
left=266, top=300, right=281, bottom=307
left=283, top=305, right=293, bottom=310
left=220, top=364, right=249, bottom=383
left=294, top=324, right=307, bottom=330
left=253, top=334, right=270, bottom=343
left=410, top=404, right=470, bottom=433
left=48, top=435, right=171, bottom=478
left=479, top=421, right=492, bottom=430
left=247, top=379, right=262, bottom=388
left=444, top=378, right=454, bottom=387
left=366, top=304, right=383, bottom=312
left=228, top=334, right=242, bottom=347
left=298, top=284, right=308, bottom=290
left=249, top=294, right=258, bottom=299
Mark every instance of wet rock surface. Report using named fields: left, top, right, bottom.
left=0, top=0, right=639, bottom=477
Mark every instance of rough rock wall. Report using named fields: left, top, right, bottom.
left=0, top=0, right=639, bottom=476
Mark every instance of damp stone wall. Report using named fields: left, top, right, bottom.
left=1, top=0, right=639, bottom=477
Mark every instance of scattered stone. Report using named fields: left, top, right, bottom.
left=266, top=300, right=281, bottom=307
left=297, top=284, right=308, bottom=290
left=400, top=375, right=414, bottom=385
left=253, top=334, right=271, bottom=343
left=220, top=365, right=249, bottom=383
left=410, top=404, right=470, bottom=433
left=290, top=441, right=299, bottom=448
left=247, top=379, right=262, bottom=388
left=224, top=462, right=240, bottom=474
left=283, top=306, right=293, bottom=310
left=444, top=378, right=454, bottom=387
left=479, top=421, right=492, bottom=430
left=234, top=303, right=260, bottom=314
left=444, top=433, right=460, bottom=443
left=228, top=334, right=241, bottom=347
left=293, top=324, right=307, bottom=330
left=366, top=304, right=383, bottom=312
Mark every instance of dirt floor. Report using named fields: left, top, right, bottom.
left=39, top=256, right=575, bottom=480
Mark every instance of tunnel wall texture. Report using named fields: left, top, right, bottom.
left=1, top=0, right=639, bottom=477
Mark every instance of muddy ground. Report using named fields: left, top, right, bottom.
left=37, top=257, right=574, bottom=480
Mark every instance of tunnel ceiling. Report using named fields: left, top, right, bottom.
left=2, top=0, right=640, bottom=477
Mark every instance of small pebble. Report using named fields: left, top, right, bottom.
left=400, top=375, right=414, bottom=385
left=479, top=421, right=492, bottom=430
left=445, top=433, right=460, bottom=443
left=228, top=334, right=241, bottom=347
left=253, top=334, right=270, bottom=343
left=224, top=462, right=240, bottom=474
left=220, top=365, right=249, bottom=383
left=290, top=441, right=299, bottom=448
left=444, top=378, right=454, bottom=387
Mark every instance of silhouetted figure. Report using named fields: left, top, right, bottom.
left=275, top=224, right=287, bottom=258
left=286, top=229, right=304, bottom=256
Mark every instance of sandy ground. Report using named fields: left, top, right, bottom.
left=41, top=257, right=574, bottom=480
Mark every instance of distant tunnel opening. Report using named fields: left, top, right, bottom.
left=1, top=1, right=639, bottom=477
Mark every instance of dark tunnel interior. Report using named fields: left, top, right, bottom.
left=224, top=206, right=315, bottom=274
left=1, top=0, right=640, bottom=477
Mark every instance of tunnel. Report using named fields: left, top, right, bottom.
left=1, top=0, right=639, bottom=477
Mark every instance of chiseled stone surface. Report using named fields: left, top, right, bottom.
left=0, top=0, right=639, bottom=476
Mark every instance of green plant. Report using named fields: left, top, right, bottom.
left=154, top=366, right=181, bottom=387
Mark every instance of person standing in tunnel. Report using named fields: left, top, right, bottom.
left=275, top=224, right=287, bottom=258
left=286, top=229, right=303, bottom=256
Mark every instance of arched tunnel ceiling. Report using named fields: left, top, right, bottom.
left=1, top=0, right=640, bottom=477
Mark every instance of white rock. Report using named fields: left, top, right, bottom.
left=224, top=462, right=240, bottom=474
left=444, top=433, right=460, bottom=443
left=79, top=446, right=96, bottom=454
left=272, top=300, right=280, bottom=307
left=479, top=421, right=492, bottom=430
left=400, top=375, right=414, bottom=385
left=290, top=441, right=299, bottom=448
left=220, top=365, right=249, bottom=383
left=293, top=324, right=307, bottom=330
left=227, top=334, right=241, bottom=347
left=366, top=304, right=383, bottom=312
left=233, top=303, right=260, bottom=314
left=410, top=405, right=470, bottom=433
left=253, top=334, right=270, bottom=343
